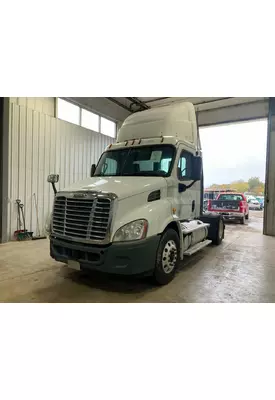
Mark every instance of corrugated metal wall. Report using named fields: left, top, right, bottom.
left=10, top=97, right=55, bottom=117
left=7, top=102, right=114, bottom=240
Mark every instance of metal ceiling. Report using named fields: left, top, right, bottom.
left=105, top=97, right=269, bottom=126
left=106, top=97, right=233, bottom=112
left=68, top=97, right=269, bottom=127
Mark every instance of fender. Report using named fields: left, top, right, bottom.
left=111, top=198, right=185, bottom=259
left=111, top=198, right=178, bottom=239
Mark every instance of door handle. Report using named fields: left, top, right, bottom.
left=192, top=200, right=195, bottom=212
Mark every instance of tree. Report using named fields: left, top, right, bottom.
left=206, top=177, right=265, bottom=195
left=253, top=185, right=265, bottom=195
left=248, top=177, right=262, bottom=191
left=208, top=184, right=220, bottom=190
left=231, top=180, right=249, bottom=193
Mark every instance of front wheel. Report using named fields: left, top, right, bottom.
left=245, top=213, right=249, bottom=220
left=153, top=229, right=180, bottom=285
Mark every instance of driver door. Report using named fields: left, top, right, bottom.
left=177, top=149, right=197, bottom=220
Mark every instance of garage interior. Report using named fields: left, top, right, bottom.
left=1, top=96, right=275, bottom=302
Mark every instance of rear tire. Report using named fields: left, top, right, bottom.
left=153, top=229, right=180, bottom=285
left=212, top=218, right=224, bottom=245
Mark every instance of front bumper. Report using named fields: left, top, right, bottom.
left=50, top=235, right=160, bottom=276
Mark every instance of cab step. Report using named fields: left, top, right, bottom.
left=183, top=239, right=212, bottom=256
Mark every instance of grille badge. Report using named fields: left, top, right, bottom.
left=73, top=193, right=87, bottom=198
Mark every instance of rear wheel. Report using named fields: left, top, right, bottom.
left=153, top=229, right=180, bottom=285
left=212, top=218, right=224, bottom=245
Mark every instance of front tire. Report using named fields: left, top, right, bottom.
left=245, top=213, right=249, bottom=220
left=153, top=229, right=180, bottom=285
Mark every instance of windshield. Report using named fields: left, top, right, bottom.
left=94, top=145, right=175, bottom=177
left=218, top=194, right=243, bottom=201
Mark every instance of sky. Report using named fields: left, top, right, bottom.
left=199, top=120, right=267, bottom=188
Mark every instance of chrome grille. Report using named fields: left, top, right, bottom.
left=52, top=195, right=112, bottom=243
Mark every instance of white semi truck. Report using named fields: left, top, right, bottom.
left=48, top=102, right=224, bottom=285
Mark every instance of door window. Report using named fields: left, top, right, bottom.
left=177, top=151, right=192, bottom=181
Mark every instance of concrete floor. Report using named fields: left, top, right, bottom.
left=1, top=210, right=275, bottom=302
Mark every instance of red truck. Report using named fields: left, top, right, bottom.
left=207, top=192, right=249, bottom=224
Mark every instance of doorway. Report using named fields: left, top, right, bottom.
left=0, top=97, right=4, bottom=242
left=200, top=119, right=267, bottom=232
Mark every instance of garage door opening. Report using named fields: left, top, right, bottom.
left=0, top=98, right=3, bottom=242
left=200, top=119, right=267, bottom=232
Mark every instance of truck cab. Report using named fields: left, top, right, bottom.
left=48, top=102, right=224, bottom=285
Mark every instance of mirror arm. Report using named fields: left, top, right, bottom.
left=182, top=179, right=198, bottom=192
left=51, top=182, right=57, bottom=195
left=184, top=180, right=198, bottom=190
left=91, top=164, right=96, bottom=177
left=179, top=179, right=198, bottom=193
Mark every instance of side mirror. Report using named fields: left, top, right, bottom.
left=191, top=156, right=202, bottom=181
left=47, top=174, right=59, bottom=195
left=47, top=174, right=59, bottom=183
left=90, top=164, right=96, bottom=177
left=178, top=183, right=187, bottom=193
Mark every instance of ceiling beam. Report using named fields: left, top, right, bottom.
left=133, top=97, right=150, bottom=109
left=126, top=97, right=150, bottom=111
left=106, top=97, right=132, bottom=113
left=194, top=97, right=233, bottom=106
left=143, top=97, right=170, bottom=104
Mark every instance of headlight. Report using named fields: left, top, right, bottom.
left=113, top=219, right=148, bottom=242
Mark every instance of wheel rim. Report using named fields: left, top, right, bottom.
left=162, top=240, right=177, bottom=274
left=218, top=219, right=223, bottom=239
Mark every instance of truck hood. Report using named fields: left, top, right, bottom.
left=60, top=176, right=167, bottom=200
